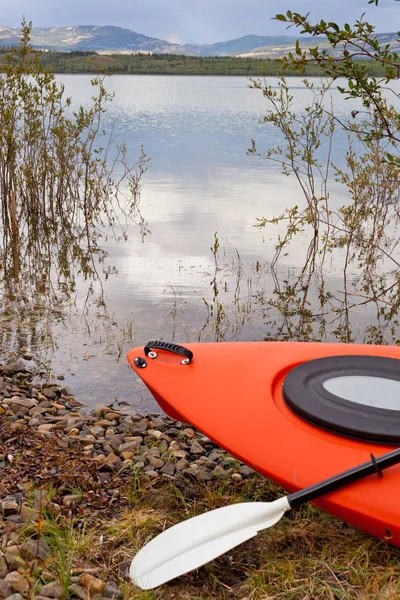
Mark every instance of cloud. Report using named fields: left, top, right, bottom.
left=1, top=0, right=397, bottom=44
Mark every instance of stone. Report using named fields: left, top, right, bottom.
left=190, top=440, right=205, bottom=455
left=4, top=593, right=24, bottom=600
left=99, top=454, right=121, bottom=469
left=102, top=583, right=123, bottom=599
left=20, top=538, right=49, bottom=561
left=144, top=470, right=158, bottom=479
left=146, top=447, right=160, bottom=458
left=120, top=451, right=134, bottom=460
left=19, top=505, right=39, bottom=523
left=208, top=450, right=223, bottom=462
left=4, top=571, right=29, bottom=594
left=62, top=494, right=82, bottom=507
left=67, top=428, right=80, bottom=436
left=68, top=584, right=88, bottom=600
left=133, top=418, right=148, bottom=432
left=38, top=582, right=64, bottom=598
left=2, top=396, right=36, bottom=409
left=29, top=406, right=50, bottom=417
left=77, top=435, right=97, bottom=445
left=148, top=456, right=164, bottom=469
left=195, top=469, right=212, bottom=481
left=42, top=388, right=58, bottom=400
left=204, top=460, right=218, bottom=469
left=104, top=412, right=120, bottom=422
left=80, top=573, right=105, bottom=593
left=160, top=462, right=175, bottom=476
left=118, top=440, right=141, bottom=454
left=0, top=556, right=8, bottom=579
left=1, top=361, right=30, bottom=375
left=5, top=516, right=24, bottom=524
left=37, top=424, right=56, bottom=433
left=0, top=579, right=12, bottom=598
left=147, top=429, right=162, bottom=440
left=1, top=501, right=19, bottom=517
left=182, top=427, right=196, bottom=438
left=231, top=473, right=243, bottom=483
left=86, top=426, right=104, bottom=438
left=171, top=448, right=189, bottom=459
left=239, top=465, right=256, bottom=477
left=175, top=458, right=189, bottom=471
left=211, top=466, right=226, bottom=478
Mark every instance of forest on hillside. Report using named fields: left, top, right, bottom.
left=0, top=47, right=390, bottom=76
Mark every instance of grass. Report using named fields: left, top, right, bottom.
left=2, top=423, right=400, bottom=599
left=7, top=476, right=400, bottom=599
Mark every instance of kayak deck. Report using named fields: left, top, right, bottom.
left=127, top=341, right=400, bottom=546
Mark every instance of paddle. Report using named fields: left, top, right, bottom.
left=130, top=447, right=400, bottom=590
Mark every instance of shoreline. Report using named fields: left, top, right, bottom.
left=2, top=353, right=400, bottom=599
left=0, top=353, right=257, bottom=599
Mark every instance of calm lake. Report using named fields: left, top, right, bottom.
left=12, top=75, right=399, bottom=411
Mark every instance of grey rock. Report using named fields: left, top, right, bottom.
left=102, top=584, right=123, bottom=599
left=5, top=516, right=24, bottom=524
left=19, top=504, right=39, bottom=523
left=147, top=456, right=164, bottom=469
left=144, top=470, right=158, bottom=479
left=4, top=547, right=24, bottom=571
left=1, top=501, right=19, bottom=518
left=0, top=556, right=8, bottom=579
left=1, top=360, right=31, bottom=375
left=195, top=469, right=212, bottom=482
left=20, top=538, right=49, bottom=561
left=175, top=458, right=189, bottom=471
left=118, top=440, right=141, bottom=454
left=190, top=440, right=205, bottom=455
left=4, top=594, right=24, bottom=600
left=239, top=465, right=256, bottom=477
left=4, top=571, right=29, bottom=594
left=0, top=579, right=12, bottom=599
left=38, top=582, right=64, bottom=598
left=42, top=388, right=58, bottom=400
left=160, top=462, right=175, bottom=476
left=68, top=584, right=88, bottom=600
left=204, top=460, right=218, bottom=469
left=146, top=447, right=160, bottom=458
left=62, top=494, right=83, bottom=507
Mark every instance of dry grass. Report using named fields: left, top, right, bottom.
left=2, top=422, right=400, bottom=599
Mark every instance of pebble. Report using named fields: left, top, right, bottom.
left=0, top=580, right=12, bottom=598
left=80, top=573, right=105, bottom=593
left=4, top=572, right=29, bottom=594
left=38, top=582, right=63, bottom=598
left=0, top=353, right=262, bottom=600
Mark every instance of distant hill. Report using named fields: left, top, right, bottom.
left=0, top=25, right=398, bottom=58
left=236, top=32, right=400, bottom=59
left=0, top=25, right=182, bottom=54
left=184, top=35, right=316, bottom=56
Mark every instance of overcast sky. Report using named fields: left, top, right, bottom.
left=1, top=0, right=398, bottom=45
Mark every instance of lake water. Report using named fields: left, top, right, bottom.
left=15, top=75, right=399, bottom=411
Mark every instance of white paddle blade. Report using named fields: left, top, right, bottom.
left=130, top=496, right=290, bottom=590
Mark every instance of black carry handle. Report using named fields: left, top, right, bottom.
left=288, top=447, right=400, bottom=509
left=144, top=340, right=193, bottom=364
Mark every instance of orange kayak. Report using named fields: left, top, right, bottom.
left=127, top=340, right=400, bottom=546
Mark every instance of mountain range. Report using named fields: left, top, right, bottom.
left=0, top=25, right=398, bottom=57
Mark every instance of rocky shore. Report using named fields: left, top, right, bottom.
left=0, top=354, right=257, bottom=599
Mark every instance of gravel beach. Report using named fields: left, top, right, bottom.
left=0, top=353, right=257, bottom=599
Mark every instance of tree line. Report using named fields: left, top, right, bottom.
left=0, top=47, right=389, bottom=76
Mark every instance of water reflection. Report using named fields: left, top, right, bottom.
left=1, top=74, right=399, bottom=412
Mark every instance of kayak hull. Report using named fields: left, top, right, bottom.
left=127, top=342, right=400, bottom=546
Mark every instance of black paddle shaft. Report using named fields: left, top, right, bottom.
left=287, top=447, right=400, bottom=509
